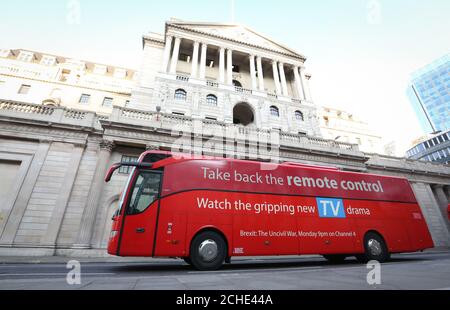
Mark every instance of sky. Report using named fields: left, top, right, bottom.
left=1, top=0, right=449, bottom=155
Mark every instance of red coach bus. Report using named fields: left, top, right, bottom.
left=105, top=151, right=434, bottom=271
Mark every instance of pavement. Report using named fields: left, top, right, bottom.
left=0, top=250, right=450, bottom=290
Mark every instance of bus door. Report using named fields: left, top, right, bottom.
left=118, top=170, right=163, bottom=256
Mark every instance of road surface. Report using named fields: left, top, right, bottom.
left=0, top=252, right=449, bottom=290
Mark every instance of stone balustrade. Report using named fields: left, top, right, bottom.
left=176, top=75, right=190, bottom=83
left=0, top=101, right=361, bottom=156
left=0, top=100, right=97, bottom=128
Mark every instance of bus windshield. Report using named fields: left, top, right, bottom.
left=115, top=167, right=136, bottom=218
left=127, top=171, right=162, bottom=215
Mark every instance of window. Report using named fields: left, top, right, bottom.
left=41, top=56, right=56, bottom=66
left=17, top=51, right=34, bottom=62
left=295, top=110, right=304, bottom=121
left=174, top=89, right=187, bottom=101
left=179, top=53, right=191, bottom=63
left=232, top=65, right=240, bottom=73
left=127, top=171, right=162, bottom=215
left=0, top=49, right=11, bottom=57
left=114, top=69, right=127, bottom=79
left=206, top=94, right=218, bottom=106
left=102, top=97, right=114, bottom=107
left=270, top=106, right=280, bottom=117
left=207, top=59, right=215, bottom=68
left=119, top=155, right=139, bottom=174
left=94, top=65, right=107, bottom=75
left=18, top=84, right=31, bottom=94
left=79, top=94, right=91, bottom=105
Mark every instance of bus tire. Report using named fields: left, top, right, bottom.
left=322, top=254, right=347, bottom=264
left=357, top=232, right=390, bottom=263
left=190, top=231, right=227, bottom=271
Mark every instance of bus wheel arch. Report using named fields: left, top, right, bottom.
left=356, top=230, right=391, bottom=263
left=188, top=227, right=229, bottom=271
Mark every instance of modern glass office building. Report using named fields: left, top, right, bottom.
left=407, top=53, right=450, bottom=134
left=406, top=130, right=450, bottom=165
left=406, top=54, right=450, bottom=164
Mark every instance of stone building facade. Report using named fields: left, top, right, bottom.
left=129, top=20, right=321, bottom=137
left=0, top=20, right=449, bottom=257
left=318, top=106, right=384, bottom=154
left=0, top=48, right=135, bottom=114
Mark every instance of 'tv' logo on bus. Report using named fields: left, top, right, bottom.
left=317, top=198, right=346, bottom=218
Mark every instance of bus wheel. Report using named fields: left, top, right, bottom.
left=190, top=231, right=227, bottom=271
left=358, top=232, right=390, bottom=263
left=322, top=254, right=347, bottom=264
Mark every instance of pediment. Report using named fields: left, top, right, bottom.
left=168, top=22, right=305, bottom=59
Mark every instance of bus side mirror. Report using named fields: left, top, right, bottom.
left=105, top=163, right=122, bottom=183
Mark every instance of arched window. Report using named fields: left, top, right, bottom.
left=174, top=89, right=187, bottom=101
left=206, top=94, right=218, bottom=106
left=295, top=110, right=304, bottom=121
left=270, top=106, right=280, bottom=117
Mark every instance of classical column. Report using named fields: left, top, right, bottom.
left=300, top=67, right=312, bottom=101
left=256, top=56, right=265, bottom=91
left=199, top=43, right=208, bottom=80
left=272, top=60, right=281, bottom=95
left=191, top=41, right=200, bottom=79
left=169, top=37, right=181, bottom=74
left=219, top=47, right=225, bottom=83
left=74, top=140, right=115, bottom=248
left=249, top=55, right=257, bottom=90
left=43, top=143, right=85, bottom=246
left=161, top=35, right=173, bottom=73
left=278, top=62, right=289, bottom=97
left=293, top=66, right=305, bottom=100
left=432, top=185, right=450, bottom=232
left=227, top=49, right=233, bottom=85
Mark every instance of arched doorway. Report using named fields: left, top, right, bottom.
left=233, top=102, right=255, bottom=126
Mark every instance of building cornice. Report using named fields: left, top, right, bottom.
left=142, top=35, right=165, bottom=48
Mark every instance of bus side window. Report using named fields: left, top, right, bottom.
left=127, top=172, right=162, bottom=215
